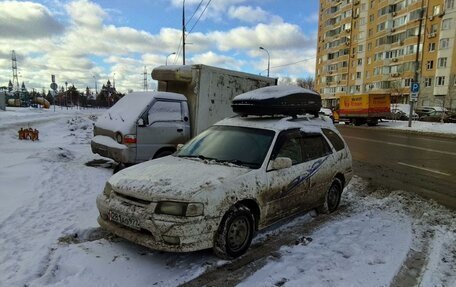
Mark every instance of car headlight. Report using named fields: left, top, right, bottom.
left=103, top=182, right=113, bottom=197
left=155, top=201, right=204, bottom=217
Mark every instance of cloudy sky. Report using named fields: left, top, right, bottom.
left=0, top=0, right=319, bottom=93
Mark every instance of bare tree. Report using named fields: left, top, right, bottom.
left=278, top=76, right=315, bottom=91
left=296, top=76, right=315, bottom=90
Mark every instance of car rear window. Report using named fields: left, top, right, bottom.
left=322, top=128, right=345, bottom=151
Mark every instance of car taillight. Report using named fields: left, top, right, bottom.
left=124, top=135, right=136, bottom=144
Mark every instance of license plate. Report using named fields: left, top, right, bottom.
left=108, top=210, right=140, bottom=230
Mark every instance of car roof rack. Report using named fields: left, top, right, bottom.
left=232, top=85, right=322, bottom=118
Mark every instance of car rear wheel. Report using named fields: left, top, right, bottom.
left=153, top=149, right=174, bottom=159
left=213, top=204, right=254, bottom=259
left=318, top=178, right=343, bottom=214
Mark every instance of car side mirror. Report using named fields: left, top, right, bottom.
left=269, top=157, right=292, bottom=170
left=137, top=118, right=145, bottom=127
left=176, top=144, right=184, bottom=152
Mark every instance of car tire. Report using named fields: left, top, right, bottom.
left=213, top=204, right=255, bottom=259
left=153, top=150, right=174, bottom=159
left=317, top=178, right=343, bottom=214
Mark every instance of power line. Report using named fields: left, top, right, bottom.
left=270, top=56, right=316, bottom=70
left=188, top=0, right=212, bottom=34
left=186, top=0, right=204, bottom=27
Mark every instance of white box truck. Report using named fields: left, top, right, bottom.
left=91, top=64, right=276, bottom=169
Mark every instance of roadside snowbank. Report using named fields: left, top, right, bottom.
left=376, top=120, right=456, bottom=135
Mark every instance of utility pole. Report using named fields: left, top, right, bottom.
left=182, top=0, right=186, bottom=65
left=408, top=0, right=425, bottom=127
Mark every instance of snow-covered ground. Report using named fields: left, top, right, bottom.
left=0, top=107, right=455, bottom=287
left=375, top=120, right=456, bottom=136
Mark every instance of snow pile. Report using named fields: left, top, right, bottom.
left=239, top=177, right=456, bottom=287
left=376, top=120, right=456, bottom=135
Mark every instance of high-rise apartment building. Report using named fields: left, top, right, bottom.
left=316, top=0, right=456, bottom=110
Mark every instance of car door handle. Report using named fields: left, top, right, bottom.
left=177, top=128, right=183, bottom=132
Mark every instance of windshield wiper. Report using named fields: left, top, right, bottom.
left=178, top=154, right=219, bottom=161
left=221, top=159, right=257, bottom=168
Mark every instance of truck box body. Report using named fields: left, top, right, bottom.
left=152, top=64, right=277, bottom=136
left=339, top=94, right=390, bottom=118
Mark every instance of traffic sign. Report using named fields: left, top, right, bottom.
left=411, top=82, right=420, bottom=93
left=50, top=83, right=58, bottom=90
left=410, top=93, right=418, bottom=101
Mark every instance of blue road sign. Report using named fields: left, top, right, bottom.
left=411, top=82, right=420, bottom=93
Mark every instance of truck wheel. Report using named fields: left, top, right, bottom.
left=367, top=118, right=379, bottom=126
left=213, top=205, right=254, bottom=259
left=317, top=178, right=342, bottom=214
left=113, top=162, right=125, bottom=174
left=153, top=149, right=174, bottom=159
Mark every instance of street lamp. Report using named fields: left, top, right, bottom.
left=259, top=46, right=270, bottom=77
left=166, top=52, right=176, bottom=65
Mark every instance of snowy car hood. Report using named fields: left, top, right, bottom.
left=109, top=156, right=250, bottom=201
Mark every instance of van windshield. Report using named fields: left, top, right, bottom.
left=176, top=126, right=275, bottom=169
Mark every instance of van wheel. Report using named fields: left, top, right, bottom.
left=317, top=178, right=342, bottom=214
left=153, top=150, right=174, bottom=159
left=213, top=205, right=254, bottom=259
left=113, top=162, right=125, bottom=174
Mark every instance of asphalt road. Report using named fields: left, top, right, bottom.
left=337, top=125, right=456, bottom=209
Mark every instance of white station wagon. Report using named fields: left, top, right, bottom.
left=96, top=86, right=353, bottom=258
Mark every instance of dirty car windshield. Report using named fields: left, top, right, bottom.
left=176, top=126, right=275, bottom=169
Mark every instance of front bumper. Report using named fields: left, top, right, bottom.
left=96, top=193, right=219, bottom=252
left=91, top=135, right=136, bottom=163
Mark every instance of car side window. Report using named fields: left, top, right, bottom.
left=148, top=101, right=182, bottom=124
left=272, top=131, right=303, bottom=165
left=322, top=128, right=345, bottom=151
left=302, top=134, right=332, bottom=161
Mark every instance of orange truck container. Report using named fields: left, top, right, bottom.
left=338, top=94, right=390, bottom=126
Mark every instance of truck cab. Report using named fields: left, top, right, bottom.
left=91, top=91, right=190, bottom=165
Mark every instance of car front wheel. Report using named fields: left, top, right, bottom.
left=318, top=178, right=343, bottom=214
left=213, top=204, right=254, bottom=259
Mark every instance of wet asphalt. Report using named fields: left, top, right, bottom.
left=337, top=124, right=456, bottom=209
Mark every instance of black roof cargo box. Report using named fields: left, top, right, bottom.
left=232, top=85, right=322, bottom=117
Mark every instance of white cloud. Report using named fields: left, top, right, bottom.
left=190, top=51, right=244, bottom=70
left=0, top=1, right=64, bottom=39
left=228, top=6, right=282, bottom=23
left=0, top=0, right=317, bottom=93
left=210, top=22, right=311, bottom=51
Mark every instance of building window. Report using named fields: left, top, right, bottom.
left=433, top=5, right=441, bottom=16
left=404, top=78, right=412, bottom=87
left=370, top=14, right=374, bottom=22
left=436, top=76, right=445, bottom=86
left=447, top=0, right=455, bottom=9
left=442, top=19, right=452, bottom=30
left=429, top=42, right=436, bottom=52
left=357, top=72, right=362, bottom=79
left=424, top=77, right=432, bottom=87
left=427, top=60, right=434, bottom=69
left=440, top=38, right=450, bottom=49
left=358, top=58, right=363, bottom=66
left=438, top=57, right=447, bottom=68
